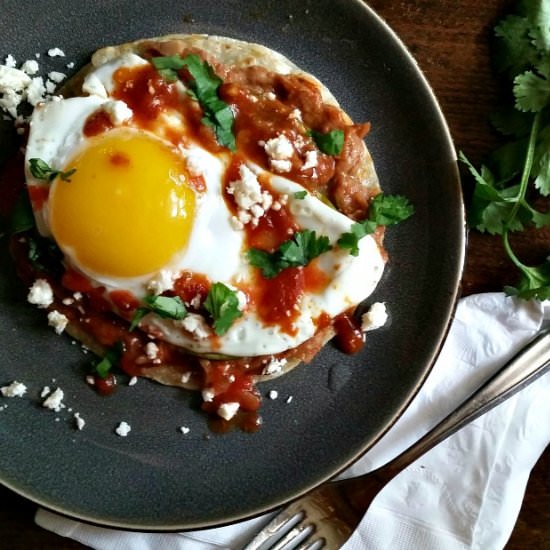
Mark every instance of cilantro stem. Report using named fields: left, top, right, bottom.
left=502, top=230, right=525, bottom=273
left=506, top=111, right=541, bottom=228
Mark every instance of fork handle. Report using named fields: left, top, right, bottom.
left=366, top=328, right=550, bottom=482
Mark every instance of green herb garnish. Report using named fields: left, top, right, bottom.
left=94, top=342, right=123, bottom=379
left=204, top=282, right=243, bottom=336
left=130, top=295, right=187, bottom=331
left=29, top=158, right=75, bottom=182
left=152, top=54, right=236, bottom=151
left=460, top=1, right=550, bottom=300
left=338, top=194, right=414, bottom=256
left=9, top=190, right=35, bottom=234
left=248, top=229, right=332, bottom=279
left=293, top=190, right=308, bottom=199
left=309, top=129, right=345, bottom=155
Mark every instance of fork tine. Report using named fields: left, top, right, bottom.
left=241, top=508, right=305, bottom=550
left=268, top=520, right=315, bottom=550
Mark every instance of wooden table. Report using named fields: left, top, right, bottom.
left=1, top=0, right=548, bottom=547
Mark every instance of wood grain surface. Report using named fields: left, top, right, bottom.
left=1, top=1, right=548, bottom=548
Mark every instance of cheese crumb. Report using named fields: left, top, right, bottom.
left=263, top=134, right=294, bottom=173
left=21, top=59, right=39, bottom=75
left=27, top=279, right=54, bottom=308
left=40, top=386, right=51, bottom=398
left=1, top=381, right=27, bottom=398
left=47, top=48, right=65, bottom=57
left=4, top=54, right=17, bottom=68
left=227, top=164, right=273, bottom=228
left=103, top=100, right=133, bottom=125
left=115, top=421, right=131, bottom=437
left=47, top=310, right=69, bottom=334
left=147, top=270, right=176, bottom=294
left=302, top=149, right=319, bottom=170
left=74, top=412, right=85, bottom=431
left=128, top=376, right=138, bottom=386
left=179, top=426, right=190, bottom=435
left=217, top=401, right=240, bottom=421
left=180, top=313, right=211, bottom=340
left=263, top=357, right=287, bottom=375
left=361, top=302, right=388, bottom=332
left=145, top=342, right=159, bottom=361
left=42, top=387, right=65, bottom=412
left=47, top=71, right=66, bottom=83
left=26, top=76, right=47, bottom=106
left=268, top=390, right=279, bottom=400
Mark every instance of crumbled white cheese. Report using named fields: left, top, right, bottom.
left=180, top=313, right=211, bottom=340
left=47, top=70, right=66, bottom=83
left=217, top=401, right=240, bottom=421
left=265, top=91, right=277, bottom=100
left=302, top=149, right=319, bottom=170
left=26, top=76, right=47, bottom=106
left=47, top=310, right=69, bottom=334
left=286, top=395, right=294, bottom=404
left=4, top=54, right=17, bottom=68
left=42, top=387, right=65, bottom=412
left=103, top=99, right=133, bottom=125
left=262, top=134, right=294, bottom=173
left=227, top=164, right=273, bottom=228
left=179, top=426, right=190, bottom=435
left=128, top=376, right=138, bottom=386
left=47, top=48, right=65, bottom=58
left=263, top=357, right=287, bottom=375
left=0, top=89, right=23, bottom=118
left=1, top=381, right=27, bottom=398
left=145, top=342, right=159, bottom=361
left=147, top=270, right=176, bottom=294
left=40, top=386, right=51, bottom=398
left=115, top=421, right=131, bottom=437
left=361, top=302, right=388, bottom=332
left=21, top=59, right=39, bottom=75
left=82, top=73, right=108, bottom=98
left=74, top=412, right=85, bottom=431
left=181, top=372, right=191, bottom=384
left=66, top=61, right=75, bottom=69
left=27, top=279, right=54, bottom=308
left=268, top=390, right=279, bottom=400
left=202, top=388, right=215, bottom=403
left=288, top=108, right=302, bottom=121
left=0, top=65, right=31, bottom=92
left=45, top=80, right=56, bottom=94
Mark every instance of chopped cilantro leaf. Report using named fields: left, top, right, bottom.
left=204, top=283, right=242, bottom=336
left=248, top=229, right=332, bottom=278
left=337, top=194, right=414, bottom=255
left=130, top=295, right=187, bottom=331
left=152, top=54, right=236, bottom=151
left=94, top=342, right=123, bottom=379
left=310, top=129, right=345, bottom=155
left=294, top=190, right=307, bottom=199
left=29, top=158, right=75, bottom=182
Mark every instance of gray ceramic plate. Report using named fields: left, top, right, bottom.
left=0, top=0, right=464, bottom=530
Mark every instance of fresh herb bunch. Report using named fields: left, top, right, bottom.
left=460, top=1, right=550, bottom=300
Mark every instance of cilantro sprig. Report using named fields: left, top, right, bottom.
left=460, top=1, right=550, bottom=300
left=248, top=229, right=332, bottom=279
left=204, top=282, right=243, bottom=336
left=338, top=194, right=414, bottom=256
left=130, top=295, right=187, bottom=331
left=152, top=54, right=236, bottom=151
left=29, top=158, right=76, bottom=182
left=309, top=129, right=345, bottom=155
left=94, top=342, right=123, bottom=379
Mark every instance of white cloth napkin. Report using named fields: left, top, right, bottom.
left=36, top=293, right=550, bottom=550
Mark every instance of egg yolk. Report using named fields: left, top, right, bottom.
left=49, top=130, right=195, bottom=278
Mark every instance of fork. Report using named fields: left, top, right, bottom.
left=242, top=329, right=550, bottom=550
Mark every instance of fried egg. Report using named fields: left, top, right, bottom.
left=24, top=50, right=385, bottom=358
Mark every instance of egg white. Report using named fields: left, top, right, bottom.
left=25, top=52, right=386, bottom=358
